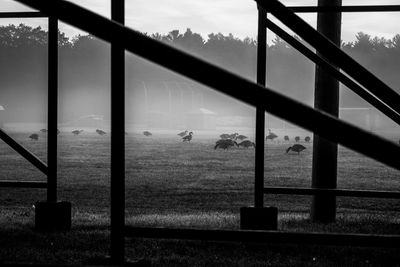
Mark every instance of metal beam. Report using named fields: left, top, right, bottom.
left=0, top=180, right=47, bottom=188
left=47, top=16, right=58, bottom=203
left=288, top=5, right=400, bottom=13
left=258, top=0, right=400, bottom=118
left=0, top=129, right=48, bottom=175
left=255, top=4, right=266, bottom=209
left=13, top=0, right=400, bottom=172
left=0, top=12, right=46, bottom=18
left=264, top=187, right=400, bottom=199
left=265, top=18, right=400, bottom=126
left=110, top=0, right=125, bottom=263
left=311, top=0, right=342, bottom=223
left=125, top=226, right=400, bottom=247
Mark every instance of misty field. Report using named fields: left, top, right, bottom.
left=1, top=131, right=400, bottom=265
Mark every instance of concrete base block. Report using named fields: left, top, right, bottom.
left=35, top=201, right=71, bottom=232
left=240, top=206, right=278, bottom=230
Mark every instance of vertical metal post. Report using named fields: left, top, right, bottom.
left=255, top=4, right=267, bottom=208
left=311, top=0, right=342, bottom=223
left=110, top=0, right=125, bottom=262
left=47, top=16, right=58, bottom=203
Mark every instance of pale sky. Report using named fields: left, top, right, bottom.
left=1, top=0, right=400, bottom=43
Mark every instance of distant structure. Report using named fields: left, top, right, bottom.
left=143, top=131, right=152, bottom=136
left=294, top=136, right=300, bottom=142
left=237, top=140, right=255, bottom=148
left=178, top=130, right=188, bottom=137
left=284, top=135, right=290, bottom=142
left=29, top=133, right=39, bottom=141
left=182, top=131, right=193, bottom=142
left=40, top=129, right=47, bottom=133
left=286, top=144, right=306, bottom=154
left=236, top=134, right=248, bottom=141
left=72, top=129, right=83, bottom=135
left=96, top=129, right=106, bottom=135
left=266, top=129, right=278, bottom=141
left=215, top=139, right=237, bottom=150
left=305, top=136, right=311, bottom=142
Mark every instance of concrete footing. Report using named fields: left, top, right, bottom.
left=34, top=201, right=71, bottom=232
left=240, top=206, right=278, bottom=230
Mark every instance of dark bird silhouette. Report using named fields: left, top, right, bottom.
left=220, top=133, right=231, bottom=139
left=266, top=129, right=278, bottom=141
left=29, top=133, right=39, bottom=140
left=182, top=132, right=193, bottom=142
left=40, top=129, right=47, bottom=133
left=215, top=139, right=237, bottom=149
left=178, top=130, right=188, bottom=137
left=229, top=133, right=239, bottom=140
left=237, top=140, right=255, bottom=148
left=294, top=136, right=300, bottom=142
left=72, top=129, right=83, bottom=135
left=304, top=136, right=311, bottom=142
left=286, top=144, right=306, bottom=154
left=236, top=134, right=248, bottom=141
left=143, top=131, right=152, bottom=136
left=284, top=135, right=290, bottom=142
left=96, top=129, right=106, bottom=135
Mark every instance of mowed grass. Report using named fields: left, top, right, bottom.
left=1, top=131, right=400, bottom=265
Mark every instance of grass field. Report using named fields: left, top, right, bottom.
left=1, top=131, right=400, bottom=265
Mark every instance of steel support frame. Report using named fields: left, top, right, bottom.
left=110, top=0, right=125, bottom=263
left=255, top=4, right=267, bottom=209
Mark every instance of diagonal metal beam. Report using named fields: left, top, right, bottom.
left=265, top=18, right=400, bottom=126
left=13, top=0, right=400, bottom=171
left=260, top=0, right=400, bottom=118
left=0, top=129, right=48, bottom=175
left=288, top=5, right=400, bottom=13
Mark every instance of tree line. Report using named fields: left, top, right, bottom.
left=0, top=23, right=399, bottom=122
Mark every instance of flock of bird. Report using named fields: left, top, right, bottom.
left=29, top=128, right=108, bottom=140
left=141, top=129, right=309, bottom=154
left=30, top=127, right=307, bottom=155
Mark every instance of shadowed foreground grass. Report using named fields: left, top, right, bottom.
left=2, top=208, right=400, bottom=266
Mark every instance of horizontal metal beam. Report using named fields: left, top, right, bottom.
left=264, top=187, right=400, bottom=199
left=0, top=180, right=47, bottom=188
left=287, top=5, right=400, bottom=13
left=125, top=226, right=400, bottom=247
left=0, top=129, right=48, bottom=175
left=266, top=18, right=400, bottom=126
left=260, top=0, right=400, bottom=119
left=13, top=0, right=400, bottom=172
left=0, top=12, right=46, bottom=18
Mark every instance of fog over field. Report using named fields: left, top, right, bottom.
left=0, top=25, right=400, bottom=138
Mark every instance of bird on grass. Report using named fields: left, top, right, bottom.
left=284, top=135, right=290, bottom=142
left=229, top=133, right=239, bottom=140
left=215, top=139, right=237, bottom=150
left=178, top=130, right=188, bottom=137
left=182, top=132, right=193, bottom=142
left=72, top=129, right=83, bottom=135
left=220, top=133, right=231, bottom=139
left=143, top=131, right=152, bottom=136
left=294, top=136, right=300, bottom=142
left=237, top=140, right=255, bottom=148
left=96, top=129, right=106, bottom=135
left=266, top=129, right=278, bottom=142
left=236, top=134, right=248, bottom=141
left=29, top=133, right=39, bottom=141
left=305, top=136, right=311, bottom=142
left=286, top=144, right=306, bottom=154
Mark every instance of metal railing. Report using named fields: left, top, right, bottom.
left=259, top=0, right=400, bottom=202
left=9, top=0, right=400, bottom=263
left=0, top=12, right=57, bottom=199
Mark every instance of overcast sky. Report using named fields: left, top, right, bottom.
left=1, top=0, right=400, bottom=43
